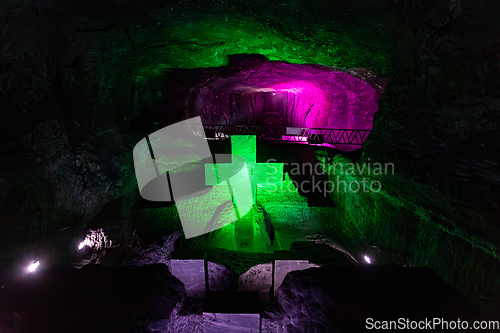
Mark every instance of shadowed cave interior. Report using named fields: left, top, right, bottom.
left=0, top=0, right=500, bottom=332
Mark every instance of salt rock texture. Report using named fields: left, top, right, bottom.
left=271, top=265, right=470, bottom=333
left=208, top=261, right=238, bottom=291
left=238, top=263, right=273, bottom=301
left=184, top=58, right=386, bottom=150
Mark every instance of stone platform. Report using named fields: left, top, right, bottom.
left=170, top=250, right=207, bottom=298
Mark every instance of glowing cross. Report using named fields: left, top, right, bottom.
left=205, top=135, right=284, bottom=212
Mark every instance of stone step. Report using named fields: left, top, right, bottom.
left=203, top=312, right=260, bottom=333
left=169, top=250, right=320, bottom=300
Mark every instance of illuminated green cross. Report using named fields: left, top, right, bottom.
left=205, top=135, right=284, bottom=214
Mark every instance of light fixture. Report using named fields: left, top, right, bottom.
left=364, top=255, right=371, bottom=264
left=27, top=260, right=40, bottom=273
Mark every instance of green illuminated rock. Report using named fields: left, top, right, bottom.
left=205, top=135, right=284, bottom=206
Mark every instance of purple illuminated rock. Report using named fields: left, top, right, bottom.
left=170, top=259, right=206, bottom=298
left=273, top=265, right=470, bottom=332
left=203, top=313, right=260, bottom=333
left=238, top=263, right=273, bottom=302
left=184, top=58, right=386, bottom=151
left=274, top=259, right=311, bottom=296
left=208, top=261, right=238, bottom=291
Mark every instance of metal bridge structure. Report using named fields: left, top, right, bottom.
left=185, top=124, right=371, bottom=146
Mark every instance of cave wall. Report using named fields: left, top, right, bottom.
left=0, top=0, right=499, bottom=318
left=184, top=60, right=384, bottom=133
left=0, top=0, right=396, bottom=238
left=363, top=0, right=500, bottom=316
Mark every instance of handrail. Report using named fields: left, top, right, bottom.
left=183, top=124, right=371, bottom=145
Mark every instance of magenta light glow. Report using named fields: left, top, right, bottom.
left=282, top=135, right=308, bottom=142
left=271, top=80, right=329, bottom=128
left=186, top=59, right=386, bottom=151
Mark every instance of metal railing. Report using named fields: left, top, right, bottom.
left=185, top=124, right=371, bottom=145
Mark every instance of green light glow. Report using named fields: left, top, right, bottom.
left=205, top=155, right=253, bottom=219
left=231, top=135, right=284, bottom=204
left=132, top=12, right=390, bottom=80
left=137, top=17, right=344, bottom=73
left=202, top=135, right=285, bottom=251
left=205, top=135, right=284, bottom=206
left=232, top=135, right=257, bottom=205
